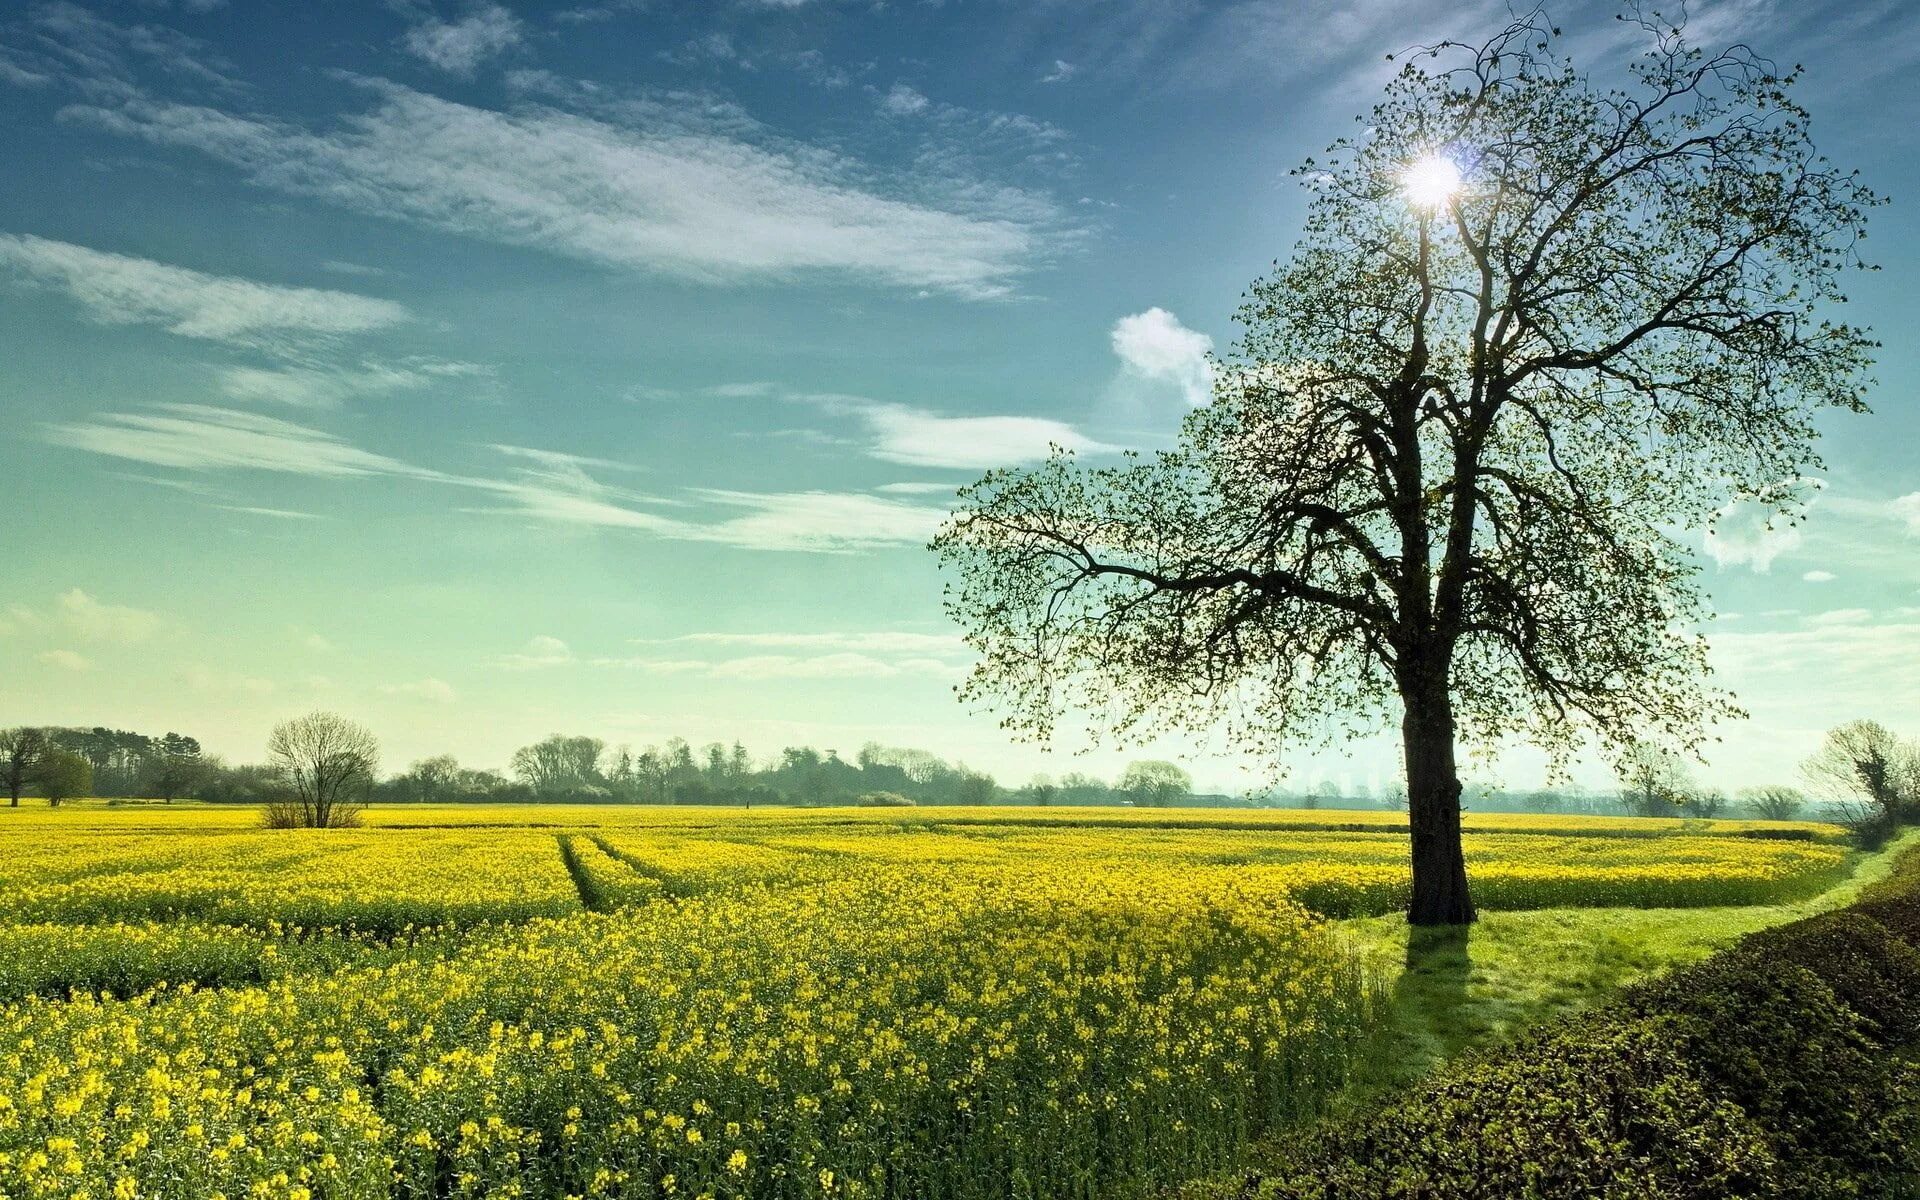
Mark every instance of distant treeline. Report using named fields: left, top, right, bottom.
left=7, top=718, right=1906, bottom=826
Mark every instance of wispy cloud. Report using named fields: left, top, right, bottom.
left=3, top=2, right=241, bottom=97
left=38, top=649, right=92, bottom=671
left=0, top=234, right=410, bottom=349
left=688, top=489, right=949, bottom=552
left=488, top=634, right=575, bottom=670
left=379, top=676, right=459, bottom=702
left=834, top=399, right=1118, bottom=468
left=46, top=405, right=952, bottom=552
left=45, top=405, right=441, bottom=477
left=66, top=77, right=1060, bottom=299
left=3, top=589, right=163, bottom=644
left=399, top=3, right=524, bottom=76
left=601, top=628, right=970, bottom=680
left=606, top=652, right=960, bottom=681
left=636, top=631, right=966, bottom=654
left=217, top=357, right=490, bottom=408
left=55, top=588, right=162, bottom=643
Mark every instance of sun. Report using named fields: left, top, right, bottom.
left=1402, top=154, right=1465, bottom=210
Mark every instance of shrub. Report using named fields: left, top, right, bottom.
left=1234, top=1016, right=1778, bottom=1199
left=1204, top=852, right=1920, bottom=1200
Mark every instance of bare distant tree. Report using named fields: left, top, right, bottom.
left=1741, top=784, right=1806, bottom=822
left=0, top=727, right=48, bottom=807
left=1118, top=761, right=1194, bottom=808
left=936, top=13, right=1876, bottom=923
left=1617, top=744, right=1693, bottom=818
left=265, top=711, right=378, bottom=828
left=1803, top=720, right=1917, bottom=829
left=510, top=734, right=606, bottom=797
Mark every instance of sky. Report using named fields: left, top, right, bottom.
left=1, top=0, right=1917, bottom=795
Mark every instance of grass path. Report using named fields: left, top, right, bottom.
left=1332, top=828, right=1920, bottom=1104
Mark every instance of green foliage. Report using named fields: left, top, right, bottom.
left=33, top=748, right=92, bottom=807
left=1205, top=846, right=1920, bottom=1200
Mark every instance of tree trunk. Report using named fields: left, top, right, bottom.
left=1402, top=676, right=1476, bottom=926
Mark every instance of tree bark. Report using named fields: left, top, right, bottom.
left=1402, top=673, right=1476, bottom=926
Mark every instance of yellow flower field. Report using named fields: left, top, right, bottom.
left=0, top=804, right=1857, bottom=1198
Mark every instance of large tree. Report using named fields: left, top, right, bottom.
left=935, top=14, right=1876, bottom=923
left=1118, top=761, right=1194, bottom=808
left=265, top=711, right=379, bottom=829
left=510, top=735, right=607, bottom=798
left=1803, top=719, right=1917, bottom=829
left=0, top=728, right=48, bottom=807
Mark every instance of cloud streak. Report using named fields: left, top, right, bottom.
left=0, top=234, right=410, bottom=348
left=45, top=406, right=953, bottom=553
left=65, top=78, right=1058, bottom=298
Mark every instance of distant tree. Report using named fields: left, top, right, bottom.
left=510, top=735, right=607, bottom=798
left=1618, top=744, right=1693, bottom=818
left=954, top=769, right=998, bottom=806
left=1025, top=774, right=1058, bottom=807
left=935, top=14, right=1877, bottom=924
left=1742, top=785, right=1807, bottom=822
left=1120, top=761, right=1193, bottom=808
left=138, top=745, right=209, bottom=803
left=0, top=727, right=48, bottom=807
left=1520, top=788, right=1565, bottom=814
left=1803, top=720, right=1917, bottom=830
left=34, top=749, right=91, bottom=808
left=395, top=754, right=462, bottom=804
left=265, top=711, right=378, bottom=829
left=1686, top=789, right=1729, bottom=820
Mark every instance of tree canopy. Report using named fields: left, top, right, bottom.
left=936, top=12, right=1877, bottom=923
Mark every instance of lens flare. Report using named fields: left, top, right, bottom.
left=1402, top=154, right=1464, bottom=209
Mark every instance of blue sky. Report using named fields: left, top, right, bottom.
left=1, top=0, right=1917, bottom=793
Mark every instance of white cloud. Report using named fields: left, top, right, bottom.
left=876, top=481, right=963, bottom=496
left=689, top=489, right=949, bottom=552
left=879, top=82, right=930, bottom=115
left=0, top=234, right=410, bottom=348
left=401, top=3, right=524, bottom=76
left=490, top=634, right=575, bottom=669
left=842, top=401, right=1118, bottom=468
left=45, top=405, right=439, bottom=477
left=1806, top=608, right=1873, bottom=628
left=1040, top=59, right=1078, bottom=84
left=637, top=630, right=966, bottom=654
left=218, top=358, right=490, bottom=408
left=55, top=588, right=161, bottom=643
left=1111, top=307, right=1214, bottom=405
left=1703, top=502, right=1803, bottom=573
left=38, top=649, right=91, bottom=671
left=49, top=405, right=950, bottom=552
left=70, top=80, right=1055, bottom=299
left=380, top=676, right=459, bottom=702
left=296, top=628, right=335, bottom=653
left=1802, top=570, right=1836, bottom=583
left=600, top=651, right=959, bottom=680
left=1892, top=493, right=1920, bottom=534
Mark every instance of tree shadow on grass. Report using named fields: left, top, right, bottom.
left=1345, top=923, right=1478, bottom=1102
